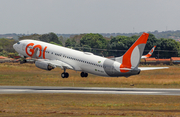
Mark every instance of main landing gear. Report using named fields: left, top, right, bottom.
left=81, top=72, right=88, bottom=78
left=61, top=68, right=69, bottom=78
left=61, top=69, right=88, bottom=79
left=61, top=72, right=69, bottom=78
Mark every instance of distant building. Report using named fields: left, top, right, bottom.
left=171, top=57, right=180, bottom=62
left=6, top=37, right=13, bottom=39
left=0, top=56, right=8, bottom=59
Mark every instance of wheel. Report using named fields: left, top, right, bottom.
left=23, top=60, right=27, bottom=63
left=81, top=72, right=88, bottom=77
left=84, top=73, right=88, bottom=77
left=61, top=73, right=66, bottom=78
left=81, top=72, right=85, bottom=77
left=65, top=73, right=69, bottom=78
left=61, top=72, right=69, bottom=78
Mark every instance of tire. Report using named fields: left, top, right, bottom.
left=81, top=72, right=85, bottom=77
left=84, top=73, right=88, bottom=77
left=61, top=73, right=65, bottom=78
left=81, top=72, right=88, bottom=77
left=23, top=60, right=27, bottom=63
left=65, top=73, right=69, bottom=78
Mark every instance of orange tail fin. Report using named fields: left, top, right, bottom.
left=115, top=32, right=149, bottom=72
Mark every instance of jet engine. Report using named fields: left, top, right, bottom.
left=35, top=61, right=54, bottom=71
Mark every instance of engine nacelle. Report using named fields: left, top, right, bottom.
left=35, top=61, right=54, bottom=71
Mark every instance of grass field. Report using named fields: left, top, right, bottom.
left=0, top=63, right=180, bottom=88
left=1, top=94, right=180, bottom=116
left=0, top=63, right=180, bottom=116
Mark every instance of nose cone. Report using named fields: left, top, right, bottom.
left=13, top=43, right=16, bottom=50
left=13, top=43, right=19, bottom=52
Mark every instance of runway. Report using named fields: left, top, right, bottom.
left=0, top=86, right=180, bottom=95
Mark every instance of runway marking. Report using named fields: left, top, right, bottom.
left=0, top=86, right=179, bottom=95
left=38, top=90, right=161, bottom=94
left=0, top=89, right=32, bottom=92
left=0, top=89, right=162, bottom=94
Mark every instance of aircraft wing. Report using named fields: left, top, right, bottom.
left=37, top=59, right=74, bottom=70
left=141, top=46, right=156, bottom=59
left=138, top=67, right=169, bottom=71
left=31, top=48, right=74, bottom=70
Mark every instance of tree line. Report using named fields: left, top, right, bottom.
left=64, top=33, right=180, bottom=58
left=1, top=32, right=180, bottom=58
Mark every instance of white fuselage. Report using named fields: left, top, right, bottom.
left=13, top=40, right=109, bottom=76
left=13, top=40, right=140, bottom=77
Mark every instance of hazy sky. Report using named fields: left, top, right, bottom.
left=0, top=0, right=180, bottom=34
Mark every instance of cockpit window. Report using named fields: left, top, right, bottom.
left=17, top=42, right=20, bottom=44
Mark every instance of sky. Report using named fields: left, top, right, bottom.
left=0, top=0, right=180, bottom=34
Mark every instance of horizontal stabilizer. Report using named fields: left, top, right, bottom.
left=139, top=67, right=169, bottom=71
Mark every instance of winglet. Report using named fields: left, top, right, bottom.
left=141, top=46, right=156, bottom=59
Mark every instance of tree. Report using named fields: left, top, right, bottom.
left=145, top=33, right=157, bottom=49
left=49, top=42, right=62, bottom=46
left=19, top=34, right=40, bottom=40
left=80, top=33, right=107, bottom=55
left=39, top=32, right=63, bottom=46
left=80, top=33, right=107, bottom=49
left=155, top=38, right=180, bottom=58
left=0, top=38, right=16, bottom=53
left=71, top=38, right=77, bottom=47
left=65, top=39, right=72, bottom=47
left=108, top=35, right=136, bottom=57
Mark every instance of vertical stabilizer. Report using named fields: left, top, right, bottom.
left=141, top=46, right=156, bottom=58
left=115, top=32, right=149, bottom=72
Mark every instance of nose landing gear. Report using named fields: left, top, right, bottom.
left=20, top=57, right=27, bottom=64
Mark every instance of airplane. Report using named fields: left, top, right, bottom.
left=141, top=46, right=156, bottom=59
left=13, top=32, right=168, bottom=78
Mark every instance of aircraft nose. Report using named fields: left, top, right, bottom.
left=13, top=43, right=16, bottom=49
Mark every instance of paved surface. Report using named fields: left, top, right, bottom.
left=0, top=86, right=180, bottom=95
